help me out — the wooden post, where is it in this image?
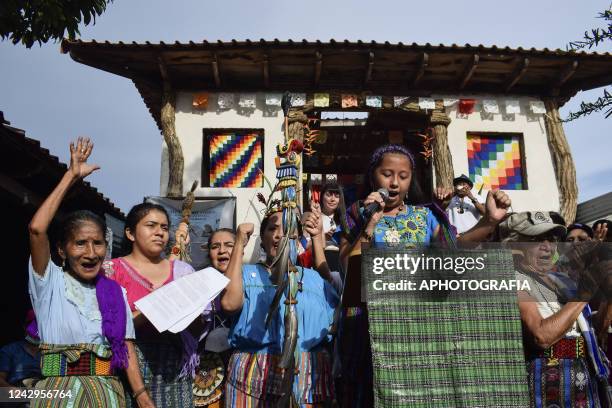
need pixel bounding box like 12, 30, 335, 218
160, 80, 184, 197
543, 99, 578, 223
430, 111, 454, 189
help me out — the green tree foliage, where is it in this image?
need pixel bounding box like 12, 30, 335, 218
565, 7, 612, 121
0, 0, 112, 48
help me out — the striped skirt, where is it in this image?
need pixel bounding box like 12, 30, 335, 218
32, 343, 125, 407
527, 357, 601, 408
128, 340, 193, 408
224, 350, 334, 407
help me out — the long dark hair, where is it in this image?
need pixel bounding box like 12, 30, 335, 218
122, 202, 170, 253
366, 144, 425, 205
319, 182, 350, 236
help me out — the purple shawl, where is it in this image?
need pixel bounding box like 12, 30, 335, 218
94, 273, 128, 371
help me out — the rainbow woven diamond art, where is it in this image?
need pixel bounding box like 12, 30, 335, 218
208, 133, 263, 188
467, 133, 525, 190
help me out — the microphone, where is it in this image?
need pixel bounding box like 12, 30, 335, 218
363, 188, 389, 219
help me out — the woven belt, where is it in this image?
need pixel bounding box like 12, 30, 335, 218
41, 350, 113, 377
535, 337, 586, 359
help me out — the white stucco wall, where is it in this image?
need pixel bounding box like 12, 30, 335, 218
162, 92, 286, 262
164, 92, 560, 259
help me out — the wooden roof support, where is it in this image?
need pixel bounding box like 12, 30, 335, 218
263, 54, 270, 88
364, 52, 374, 85
505, 58, 529, 92
158, 56, 169, 83
551, 60, 579, 95
459, 54, 479, 90
412, 52, 429, 87
314, 51, 322, 87
212, 53, 221, 87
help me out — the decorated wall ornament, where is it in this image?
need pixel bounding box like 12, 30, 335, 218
505, 99, 521, 114
341, 94, 359, 108
208, 133, 263, 188
290, 93, 307, 107
217, 93, 235, 109
458, 99, 477, 115
418, 97, 435, 110
529, 100, 546, 114
192, 92, 209, 110
482, 99, 500, 114
365, 95, 382, 108
265, 93, 283, 106
393, 96, 410, 107
314, 93, 330, 107
238, 93, 257, 108
467, 133, 524, 191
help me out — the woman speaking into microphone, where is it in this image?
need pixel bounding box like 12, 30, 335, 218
337, 144, 511, 407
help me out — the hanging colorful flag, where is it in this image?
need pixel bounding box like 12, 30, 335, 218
393, 96, 410, 107
443, 98, 459, 107
217, 93, 235, 109
529, 100, 546, 114
467, 133, 524, 190
342, 94, 359, 108
314, 93, 330, 107
192, 92, 209, 110
238, 93, 257, 108
366, 95, 382, 108
504, 99, 520, 114
208, 132, 263, 188
482, 99, 499, 114
265, 93, 283, 106
458, 99, 477, 115
418, 97, 435, 110
290, 93, 307, 107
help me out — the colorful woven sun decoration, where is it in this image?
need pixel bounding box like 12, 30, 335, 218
254, 92, 304, 407
175, 180, 199, 263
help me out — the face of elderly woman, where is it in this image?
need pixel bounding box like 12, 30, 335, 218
520, 233, 559, 273
59, 221, 107, 282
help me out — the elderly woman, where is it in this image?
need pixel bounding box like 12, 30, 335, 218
499, 211, 608, 408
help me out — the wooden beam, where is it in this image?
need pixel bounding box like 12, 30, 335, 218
551, 60, 579, 95
314, 51, 322, 87
504, 58, 529, 92
364, 52, 374, 85
157, 56, 169, 82
212, 53, 221, 87
412, 52, 429, 87
459, 54, 479, 90
262, 54, 270, 88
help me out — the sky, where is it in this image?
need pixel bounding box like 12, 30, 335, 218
1, 0, 611, 213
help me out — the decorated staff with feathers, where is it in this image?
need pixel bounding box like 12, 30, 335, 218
220, 94, 338, 407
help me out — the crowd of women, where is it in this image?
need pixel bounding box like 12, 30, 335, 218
21, 137, 611, 407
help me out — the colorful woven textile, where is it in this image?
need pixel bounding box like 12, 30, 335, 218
363, 250, 530, 408
208, 133, 263, 188
225, 350, 334, 406
527, 357, 601, 408
40, 343, 113, 377
127, 340, 193, 408
467, 133, 524, 190
32, 375, 126, 407
34, 343, 124, 407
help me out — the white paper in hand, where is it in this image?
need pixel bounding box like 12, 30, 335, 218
134, 267, 229, 333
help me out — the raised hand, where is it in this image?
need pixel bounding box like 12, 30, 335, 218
303, 202, 323, 237
69, 137, 100, 179
434, 186, 453, 202
594, 223, 608, 242
236, 223, 254, 246
484, 189, 511, 224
